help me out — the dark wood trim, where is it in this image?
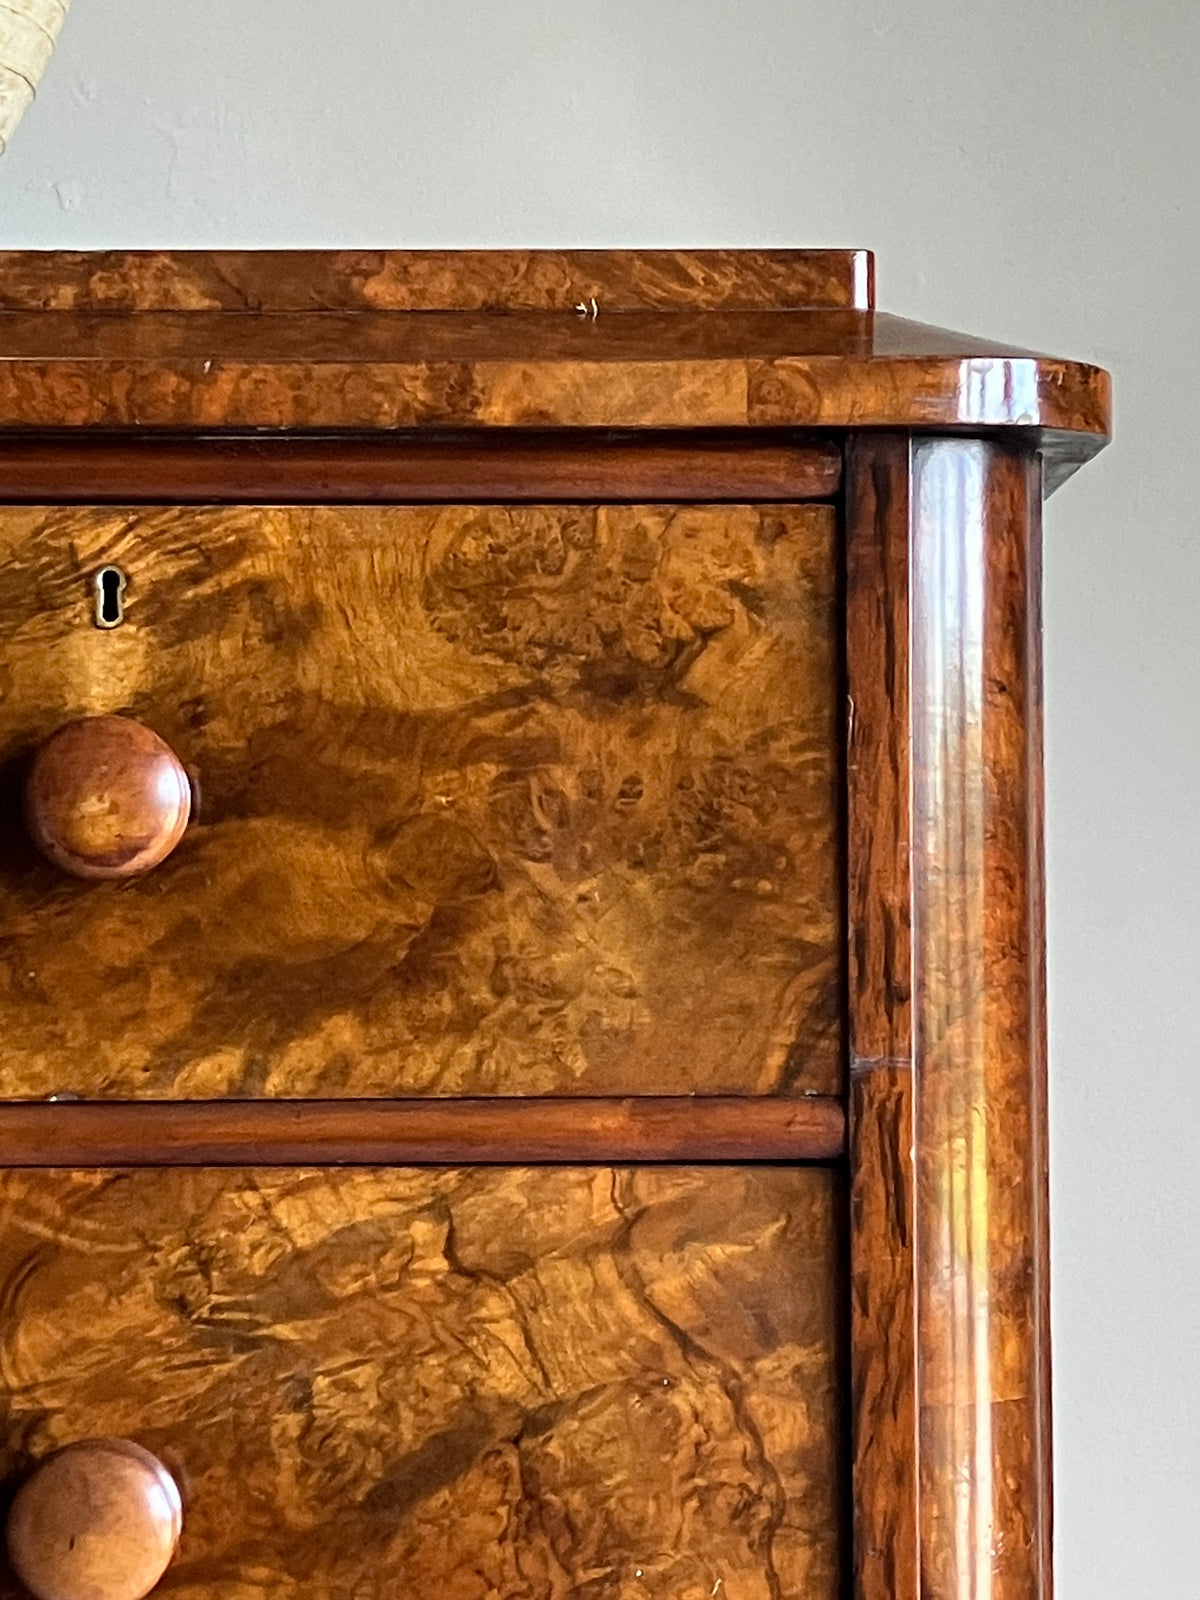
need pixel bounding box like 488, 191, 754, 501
846, 434, 912, 1065
849, 1059, 918, 1600
1028, 493, 1056, 1592
0, 1095, 846, 1167
845, 434, 920, 1600
0, 430, 841, 504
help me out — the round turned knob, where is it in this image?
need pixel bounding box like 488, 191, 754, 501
6, 1439, 183, 1600
24, 716, 192, 880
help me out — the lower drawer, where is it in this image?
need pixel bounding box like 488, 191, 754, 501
0, 1165, 841, 1600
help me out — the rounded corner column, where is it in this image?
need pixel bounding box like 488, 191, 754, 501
909, 436, 1050, 1600
846, 433, 1051, 1600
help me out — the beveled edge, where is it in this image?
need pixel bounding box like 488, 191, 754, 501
746, 353, 1112, 484
0, 355, 1110, 482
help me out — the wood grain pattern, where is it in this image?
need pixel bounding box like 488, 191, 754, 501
1028, 508, 1055, 1598
845, 435, 911, 1067
844, 434, 919, 1600
0, 249, 873, 312
23, 715, 192, 880
0, 307, 1093, 365
0, 249, 1111, 481
0, 249, 1109, 1600
845, 434, 1054, 1600
908, 439, 1050, 1600
0, 1164, 843, 1600
0, 1096, 847, 1168
849, 1063, 917, 1600
1, 307, 873, 364
0, 431, 843, 506
0, 333, 1110, 463
0, 501, 841, 1100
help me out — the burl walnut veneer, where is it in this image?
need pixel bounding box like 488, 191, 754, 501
0, 250, 1110, 1600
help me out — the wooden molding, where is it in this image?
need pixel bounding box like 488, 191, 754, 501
0, 430, 842, 503
0, 1094, 847, 1167
846, 433, 919, 1600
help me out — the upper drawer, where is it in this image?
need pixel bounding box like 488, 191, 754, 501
0, 502, 839, 1099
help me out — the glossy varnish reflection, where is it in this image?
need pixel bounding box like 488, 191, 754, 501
5, 1439, 183, 1600
0, 1095, 847, 1167
0, 430, 843, 505
845, 434, 918, 1600
910, 439, 1048, 1600
23, 715, 192, 880
846, 435, 1052, 1600
0, 250, 1111, 1600
0, 253, 1110, 481
0, 1164, 843, 1600
0, 500, 841, 1099
0, 324, 1109, 463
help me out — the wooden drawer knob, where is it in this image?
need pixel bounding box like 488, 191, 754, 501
24, 716, 192, 879
5, 1439, 183, 1600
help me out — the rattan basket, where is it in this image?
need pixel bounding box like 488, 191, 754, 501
0, 0, 72, 154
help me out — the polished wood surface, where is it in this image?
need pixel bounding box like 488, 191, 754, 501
0, 501, 841, 1099
0, 430, 842, 505
909, 438, 1049, 1600
6, 1440, 182, 1600
0, 249, 1112, 1600
23, 716, 191, 880
0, 1095, 846, 1167
0, 250, 1110, 482
0, 306, 1095, 365
0, 1165, 843, 1600
845, 433, 918, 1600
846, 435, 911, 1067
0, 248, 873, 312
1029, 499, 1055, 1586
0, 306, 1109, 473
844, 434, 1053, 1600
849, 1063, 917, 1600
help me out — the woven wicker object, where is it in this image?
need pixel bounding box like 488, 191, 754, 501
0, 0, 72, 154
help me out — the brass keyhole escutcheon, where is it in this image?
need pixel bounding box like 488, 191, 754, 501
94, 566, 127, 629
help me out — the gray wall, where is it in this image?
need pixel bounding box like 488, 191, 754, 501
4, 3, 1196, 1593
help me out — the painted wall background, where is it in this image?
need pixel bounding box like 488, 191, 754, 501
2, 2, 1196, 1592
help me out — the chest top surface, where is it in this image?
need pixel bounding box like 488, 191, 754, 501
0, 247, 1110, 490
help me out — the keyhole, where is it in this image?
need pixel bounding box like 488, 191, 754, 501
93, 566, 127, 629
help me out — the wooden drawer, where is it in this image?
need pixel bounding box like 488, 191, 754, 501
0, 1164, 841, 1600
0, 501, 839, 1101
0, 243, 1116, 1600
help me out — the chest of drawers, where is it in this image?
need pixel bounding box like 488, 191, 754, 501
0, 249, 1110, 1600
